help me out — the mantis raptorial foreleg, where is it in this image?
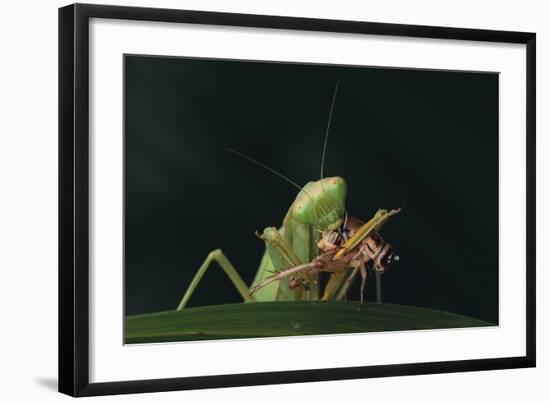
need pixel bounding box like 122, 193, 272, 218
322, 265, 368, 303
176, 249, 254, 311
256, 227, 311, 301
334, 208, 401, 260
321, 271, 345, 301
176, 83, 403, 310
322, 209, 401, 302
289, 222, 320, 300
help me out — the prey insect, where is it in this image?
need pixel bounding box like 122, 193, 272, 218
250, 211, 400, 304
177, 82, 401, 311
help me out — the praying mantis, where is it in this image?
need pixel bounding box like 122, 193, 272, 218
177, 82, 401, 311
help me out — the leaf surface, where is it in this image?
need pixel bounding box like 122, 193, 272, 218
125, 301, 493, 344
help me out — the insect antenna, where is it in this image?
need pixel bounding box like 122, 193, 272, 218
392, 191, 408, 250
226, 148, 313, 200
320, 81, 340, 179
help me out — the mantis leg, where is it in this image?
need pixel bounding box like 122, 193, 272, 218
322, 209, 400, 301
323, 265, 360, 301
331, 266, 382, 303
291, 222, 320, 300
255, 227, 308, 301
321, 271, 346, 300
335, 267, 360, 301
322, 265, 364, 303
176, 249, 254, 311
334, 208, 400, 260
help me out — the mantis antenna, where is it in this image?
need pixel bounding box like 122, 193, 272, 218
320, 81, 340, 179
226, 148, 313, 200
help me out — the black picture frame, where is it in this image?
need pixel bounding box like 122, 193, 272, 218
59, 3, 536, 397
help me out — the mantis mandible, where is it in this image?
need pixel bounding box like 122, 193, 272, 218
177, 82, 400, 310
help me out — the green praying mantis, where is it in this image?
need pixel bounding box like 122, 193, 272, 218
177, 82, 401, 311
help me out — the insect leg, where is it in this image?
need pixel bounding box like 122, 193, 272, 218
292, 222, 320, 300
375, 270, 382, 304
250, 250, 281, 301
334, 267, 360, 301
359, 264, 368, 304
257, 227, 302, 268
250, 260, 320, 295
254, 227, 308, 301
323, 266, 361, 301
176, 249, 254, 311
321, 271, 347, 301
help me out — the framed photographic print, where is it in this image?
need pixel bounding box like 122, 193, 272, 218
58, 3, 536, 397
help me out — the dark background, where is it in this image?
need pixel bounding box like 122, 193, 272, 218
124, 55, 499, 323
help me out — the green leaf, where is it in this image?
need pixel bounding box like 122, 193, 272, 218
125, 301, 494, 344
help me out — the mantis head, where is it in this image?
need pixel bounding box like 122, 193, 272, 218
292, 176, 347, 231
228, 81, 347, 232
